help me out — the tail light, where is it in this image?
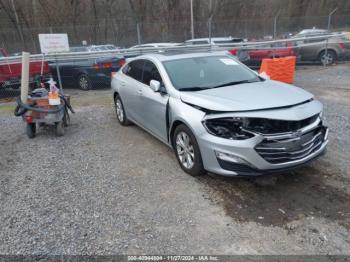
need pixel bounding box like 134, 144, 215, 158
117, 58, 126, 68
25, 115, 33, 124
229, 49, 238, 55
111, 72, 117, 79
102, 63, 112, 69
94, 62, 112, 69
339, 42, 346, 49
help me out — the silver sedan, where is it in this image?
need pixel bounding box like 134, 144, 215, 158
111, 52, 328, 176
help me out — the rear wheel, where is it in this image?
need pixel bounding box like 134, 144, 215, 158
78, 74, 92, 90
26, 123, 36, 138
55, 121, 64, 136
114, 95, 131, 126
173, 124, 205, 176
319, 50, 337, 65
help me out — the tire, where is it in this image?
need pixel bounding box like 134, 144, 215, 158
77, 74, 92, 90
114, 95, 131, 126
55, 121, 64, 136
63, 109, 70, 127
319, 50, 337, 65
173, 124, 205, 176
26, 123, 36, 139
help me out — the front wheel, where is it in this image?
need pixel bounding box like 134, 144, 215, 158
173, 124, 205, 176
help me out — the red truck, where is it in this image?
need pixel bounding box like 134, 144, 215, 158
0, 48, 50, 89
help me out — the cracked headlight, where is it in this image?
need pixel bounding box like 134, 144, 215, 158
202, 117, 254, 140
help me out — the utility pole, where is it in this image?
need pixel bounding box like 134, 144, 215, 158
328, 8, 338, 32
208, 0, 216, 45
324, 7, 337, 66
190, 0, 194, 39
273, 10, 281, 40
10, 0, 25, 50
137, 23, 141, 45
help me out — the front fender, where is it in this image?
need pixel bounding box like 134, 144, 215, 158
168, 97, 207, 141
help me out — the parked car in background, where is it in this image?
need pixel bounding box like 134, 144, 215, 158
129, 43, 181, 49
70, 44, 119, 52
89, 44, 120, 51
293, 29, 329, 38
112, 52, 328, 176
50, 46, 125, 90
292, 29, 350, 64
245, 41, 296, 66
184, 37, 245, 45
0, 48, 50, 90
183, 37, 249, 63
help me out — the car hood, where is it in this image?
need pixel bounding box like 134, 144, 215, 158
180, 80, 314, 112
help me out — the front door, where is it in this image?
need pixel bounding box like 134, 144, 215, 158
138, 60, 169, 142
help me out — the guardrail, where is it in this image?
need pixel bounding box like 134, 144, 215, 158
0, 33, 349, 65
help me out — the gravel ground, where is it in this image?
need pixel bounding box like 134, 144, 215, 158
0, 64, 350, 255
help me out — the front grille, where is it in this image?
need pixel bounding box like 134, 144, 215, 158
245, 114, 319, 134
255, 126, 326, 164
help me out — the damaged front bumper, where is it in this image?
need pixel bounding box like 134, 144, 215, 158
196, 103, 328, 176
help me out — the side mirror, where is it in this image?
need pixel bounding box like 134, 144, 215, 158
150, 80, 161, 92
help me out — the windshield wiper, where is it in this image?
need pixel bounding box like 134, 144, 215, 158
212, 79, 260, 89
178, 87, 211, 91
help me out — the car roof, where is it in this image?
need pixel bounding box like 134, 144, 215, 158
297, 29, 328, 35
184, 37, 242, 42
130, 43, 179, 48
130, 51, 231, 62
186, 37, 232, 41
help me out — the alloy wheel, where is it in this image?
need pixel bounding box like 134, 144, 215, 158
79, 75, 90, 90
176, 131, 195, 169
115, 98, 124, 122
321, 52, 334, 65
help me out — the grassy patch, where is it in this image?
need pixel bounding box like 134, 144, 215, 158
71, 91, 112, 107
0, 103, 15, 115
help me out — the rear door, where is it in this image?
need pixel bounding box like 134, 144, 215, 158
119, 59, 145, 122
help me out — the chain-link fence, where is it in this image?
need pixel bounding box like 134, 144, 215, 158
1, 15, 350, 53
1, 15, 350, 99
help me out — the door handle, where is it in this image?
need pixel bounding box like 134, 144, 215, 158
137, 90, 143, 95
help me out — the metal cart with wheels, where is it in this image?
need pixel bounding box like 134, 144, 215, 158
15, 93, 73, 138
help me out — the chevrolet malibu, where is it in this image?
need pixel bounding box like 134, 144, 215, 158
111, 52, 328, 176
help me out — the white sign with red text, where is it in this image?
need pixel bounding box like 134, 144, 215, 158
39, 34, 69, 54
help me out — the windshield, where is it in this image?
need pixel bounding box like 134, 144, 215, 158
163, 56, 260, 91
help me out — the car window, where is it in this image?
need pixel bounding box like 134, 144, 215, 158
214, 39, 243, 44
305, 37, 326, 43
124, 60, 145, 82
272, 42, 287, 48
70, 47, 88, 52
163, 56, 259, 90
142, 61, 163, 86
191, 41, 209, 45
106, 45, 117, 50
